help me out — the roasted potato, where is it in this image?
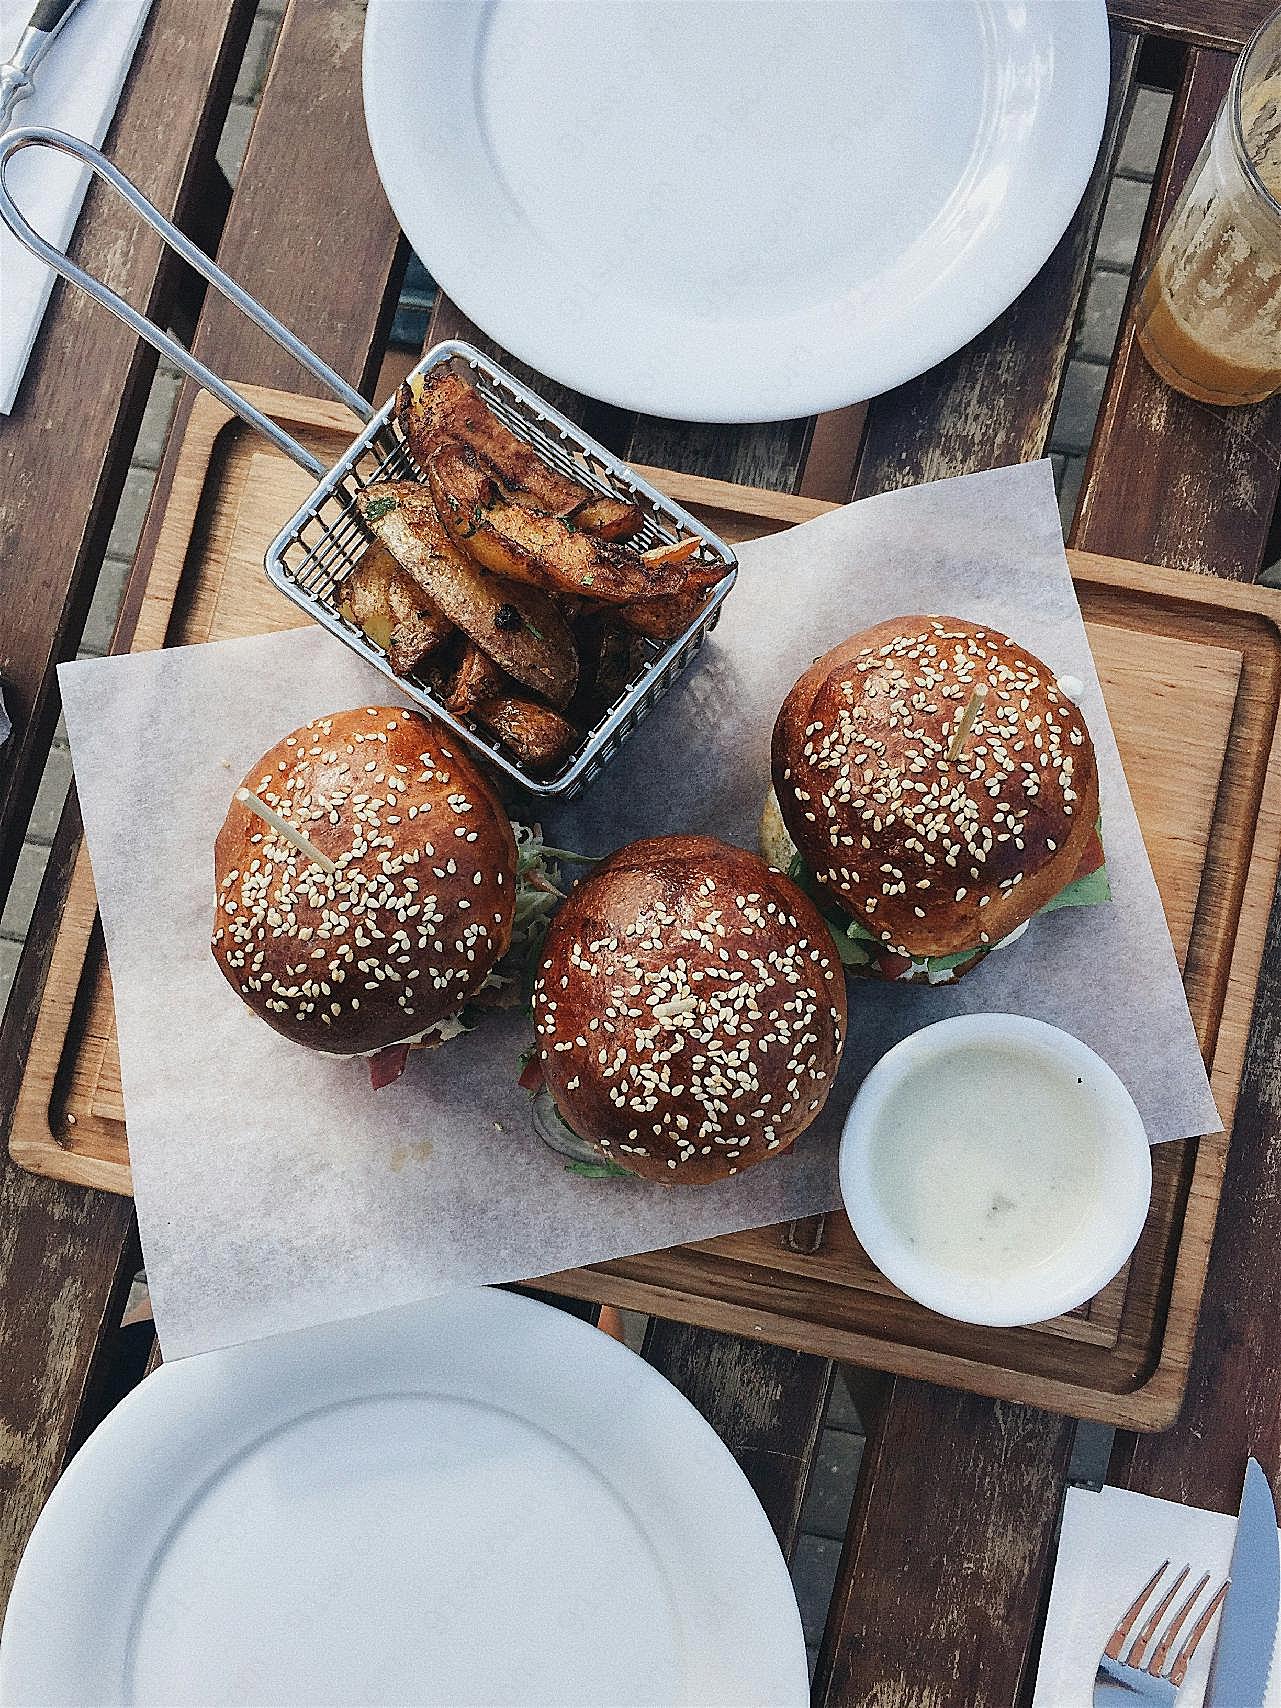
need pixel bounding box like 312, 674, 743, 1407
399, 370, 638, 539
591, 617, 649, 706
565, 614, 649, 729
473, 695, 577, 773
568, 493, 640, 541
339, 543, 453, 675
429, 444, 719, 606
618, 586, 715, 641
446, 642, 506, 718
356, 482, 578, 709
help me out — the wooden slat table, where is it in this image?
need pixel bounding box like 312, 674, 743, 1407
1, 3, 1279, 1703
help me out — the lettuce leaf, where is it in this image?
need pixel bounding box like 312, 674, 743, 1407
506, 823, 597, 1006
788, 853, 877, 964
1038, 860, 1112, 914
787, 824, 1110, 981
564, 1159, 633, 1179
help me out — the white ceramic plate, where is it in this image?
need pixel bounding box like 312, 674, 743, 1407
0, 1289, 806, 1707
362, 0, 1110, 422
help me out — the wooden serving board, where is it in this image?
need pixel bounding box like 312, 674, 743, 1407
13, 388, 1281, 1429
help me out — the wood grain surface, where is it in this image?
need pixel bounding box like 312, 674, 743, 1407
1072, 41, 1281, 1529
640, 1318, 831, 1558
816, 1387, 1076, 1708
0, 0, 256, 1621
0, 0, 255, 905
1107, 0, 1275, 51
0, 0, 405, 1619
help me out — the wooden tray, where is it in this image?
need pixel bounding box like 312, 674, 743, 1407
13, 388, 1281, 1429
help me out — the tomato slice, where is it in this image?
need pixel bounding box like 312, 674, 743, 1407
1071, 824, 1106, 883
368, 1042, 411, 1090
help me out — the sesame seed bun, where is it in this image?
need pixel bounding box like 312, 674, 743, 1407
532, 835, 847, 1184
772, 617, 1099, 968
211, 707, 516, 1054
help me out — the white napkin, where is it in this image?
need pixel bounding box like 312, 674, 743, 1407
0, 0, 153, 415
1034, 1485, 1281, 1707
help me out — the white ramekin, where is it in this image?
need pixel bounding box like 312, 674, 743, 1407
839, 1014, 1152, 1328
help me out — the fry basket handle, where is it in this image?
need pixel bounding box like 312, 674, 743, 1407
0, 126, 375, 478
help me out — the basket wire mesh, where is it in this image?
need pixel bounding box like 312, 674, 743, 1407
266, 340, 739, 798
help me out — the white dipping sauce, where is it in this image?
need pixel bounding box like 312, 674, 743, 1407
866, 1043, 1103, 1280
841, 1016, 1152, 1326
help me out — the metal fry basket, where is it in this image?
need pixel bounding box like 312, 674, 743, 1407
265, 343, 737, 796
0, 127, 738, 799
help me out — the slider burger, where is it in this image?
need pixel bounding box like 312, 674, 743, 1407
763, 617, 1109, 983
211, 706, 563, 1087
530, 835, 847, 1182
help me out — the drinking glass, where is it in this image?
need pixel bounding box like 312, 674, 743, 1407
1137, 6, 1281, 406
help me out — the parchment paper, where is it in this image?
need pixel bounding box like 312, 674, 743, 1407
59, 460, 1219, 1359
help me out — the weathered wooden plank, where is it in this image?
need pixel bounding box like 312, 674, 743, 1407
0, 0, 408, 1616
624, 410, 812, 496
797, 404, 869, 503
640, 1319, 830, 1557
0, 806, 140, 1621
0, 0, 254, 1620
814, 1388, 1076, 1708
1107, 0, 1270, 53
1072, 50, 1281, 576
119, 0, 408, 651
848, 29, 1138, 501
0, 0, 255, 911
1109, 875, 1281, 1512
1097, 32, 1281, 1495
187, 0, 404, 397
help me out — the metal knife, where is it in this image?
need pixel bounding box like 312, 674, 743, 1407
1206, 1458, 1280, 1708
1, 0, 86, 131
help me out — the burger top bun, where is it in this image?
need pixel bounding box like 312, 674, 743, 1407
532, 835, 847, 1185
772, 617, 1100, 960
211, 707, 516, 1055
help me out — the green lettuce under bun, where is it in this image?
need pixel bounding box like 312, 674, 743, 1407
786, 825, 1109, 986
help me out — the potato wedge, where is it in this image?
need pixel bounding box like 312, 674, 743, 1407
618, 586, 715, 641
566, 614, 648, 728
399, 370, 638, 539
429, 443, 715, 606
446, 642, 506, 718
641, 536, 701, 569
356, 482, 577, 709
339, 543, 453, 675
473, 695, 577, 773
568, 493, 640, 541
591, 617, 648, 706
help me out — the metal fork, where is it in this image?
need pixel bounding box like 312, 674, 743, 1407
1093, 1561, 1231, 1704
